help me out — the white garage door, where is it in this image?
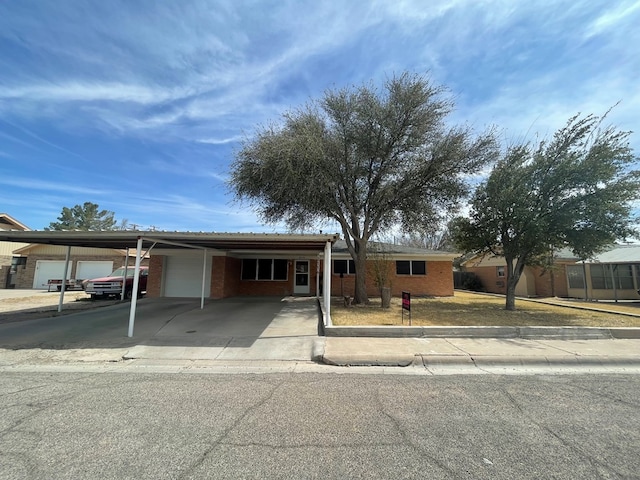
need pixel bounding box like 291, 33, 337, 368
33, 260, 72, 289
76, 261, 114, 282
164, 255, 211, 297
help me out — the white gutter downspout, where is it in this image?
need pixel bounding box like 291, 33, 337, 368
200, 248, 207, 310
57, 245, 71, 313
127, 237, 143, 337
316, 257, 320, 297
323, 240, 332, 326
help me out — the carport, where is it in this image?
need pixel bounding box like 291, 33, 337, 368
0, 231, 339, 336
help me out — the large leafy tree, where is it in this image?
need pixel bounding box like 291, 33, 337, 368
452, 113, 640, 310
230, 73, 497, 303
46, 202, 118, 231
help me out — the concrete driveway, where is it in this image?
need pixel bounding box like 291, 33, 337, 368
0, 296, 321, 363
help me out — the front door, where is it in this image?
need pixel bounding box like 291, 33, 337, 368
294, 260, 310, 295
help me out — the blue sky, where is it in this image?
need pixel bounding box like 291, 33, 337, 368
1, 0, 639, 232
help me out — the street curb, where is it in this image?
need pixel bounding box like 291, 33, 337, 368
319, 353, 640, 368
320, 353, 417, 367
311, 338, 326, 363
424, 355, 640, 367
324, 325, 640, 340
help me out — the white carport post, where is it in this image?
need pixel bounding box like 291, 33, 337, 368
127, 237, 143, 337
57, 245, 71, 313
121, 247, 129, 301
323, 240, 332, 326
200, 248, 207, 309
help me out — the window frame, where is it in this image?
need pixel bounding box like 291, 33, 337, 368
241, 258, 289, 281
333, 259, 356, 275
496, 266, 505, 278
395, 260, 427, 276
566, 265, 585, 289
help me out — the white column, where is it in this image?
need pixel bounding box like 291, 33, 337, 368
121, 247, 129, 301
201, 248, 207, 309
323, 240, 332, 326
127, 237, 143, 337
57, 245, 71, 313
316, 258, 320, 297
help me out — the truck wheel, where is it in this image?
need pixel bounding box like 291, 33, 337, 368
124, 289, 133, 300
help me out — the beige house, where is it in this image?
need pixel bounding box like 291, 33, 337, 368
0, 213, 30, 288
1, 213, 147, 290
462, 245, 640, 301
461, 250, 578, 298
11, 243, 146, 289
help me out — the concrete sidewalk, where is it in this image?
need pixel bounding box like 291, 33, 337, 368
316, 336, 640, 368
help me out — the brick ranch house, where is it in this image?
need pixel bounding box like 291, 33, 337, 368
460, 250, 578, 298
0, 231, 457, 299
461, 245, 640, 301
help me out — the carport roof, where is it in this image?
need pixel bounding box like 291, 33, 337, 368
0, 230, 340, 252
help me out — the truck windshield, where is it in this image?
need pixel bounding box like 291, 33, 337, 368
109, 268, 137, 278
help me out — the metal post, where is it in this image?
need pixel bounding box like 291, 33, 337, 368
201, 249, 207, 310
121, 247, 129, 301
127, 237, 143, 337
316, 258, 320, 297
323, 241, 331, 326
57, 245, 71, 313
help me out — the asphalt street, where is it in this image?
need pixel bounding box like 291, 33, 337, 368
1, 372, 639, 479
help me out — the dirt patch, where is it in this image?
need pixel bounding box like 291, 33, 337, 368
0, 292, 119, 324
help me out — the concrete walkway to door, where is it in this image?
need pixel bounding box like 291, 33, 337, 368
124, 296, 320, 362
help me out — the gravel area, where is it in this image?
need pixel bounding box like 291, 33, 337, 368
0, 290, 119, 323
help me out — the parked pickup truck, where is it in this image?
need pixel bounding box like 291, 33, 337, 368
84, 266, 149, 300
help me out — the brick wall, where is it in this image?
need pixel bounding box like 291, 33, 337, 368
331, 260, 454, 298
531, 264, 569, 297
146, 256, 164, 297
464, 266, 507, 294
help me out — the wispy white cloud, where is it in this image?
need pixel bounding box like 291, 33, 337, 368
0, 177, 109, 196
0, 82, 186, 105
196, 135, 243, 145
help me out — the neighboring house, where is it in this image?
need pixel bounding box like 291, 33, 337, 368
567, 245, 640, 301
461, 249, 579, 298
12, 244, 149, 289
0, 213, 30, 289
329, 240, 458, 298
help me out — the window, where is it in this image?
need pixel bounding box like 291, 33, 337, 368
590, 264, 609, 289
333, 259, 355, 275
241, 259, 288, 281
396, 260, 426, 275
567, 265, 585, 289
591, 264, 635, 290
496, 266, 505, 278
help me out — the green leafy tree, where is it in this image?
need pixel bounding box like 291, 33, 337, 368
452, 113, 640, 310
46, 202, 118, 231
230, 73, 497, 303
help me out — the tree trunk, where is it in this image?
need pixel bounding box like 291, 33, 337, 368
353, 240, 369, 304
505, 279, 517, 311
504, 256, 522, 311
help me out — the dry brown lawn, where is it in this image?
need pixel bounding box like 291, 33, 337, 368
331, 291, 640, 328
